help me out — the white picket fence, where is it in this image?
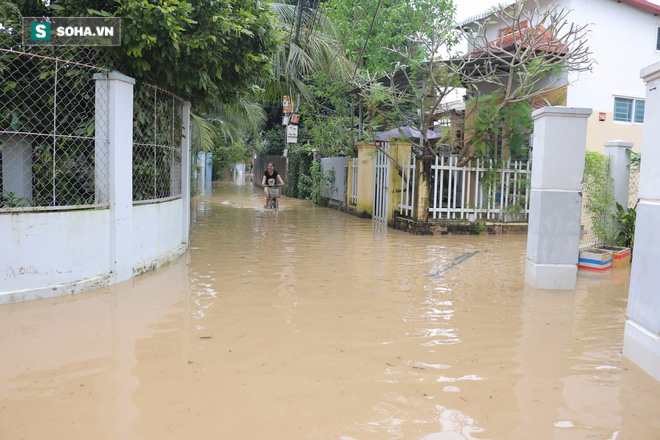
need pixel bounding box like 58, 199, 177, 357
429, 156, 531, 221
397, 153, 416, 217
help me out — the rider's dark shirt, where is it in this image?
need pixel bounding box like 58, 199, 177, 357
263, 170, 279, 186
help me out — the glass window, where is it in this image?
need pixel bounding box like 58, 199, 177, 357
634, 99, 645, 123
613, 97, 644, 123
657, 27, 660, 50
614, 97, 633, 122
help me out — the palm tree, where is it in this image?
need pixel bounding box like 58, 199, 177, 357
191, 98, 267, 154
263, 1, 353, 104
191, 1, 353, 160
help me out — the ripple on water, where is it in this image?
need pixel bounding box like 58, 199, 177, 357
1, 181, 657, 440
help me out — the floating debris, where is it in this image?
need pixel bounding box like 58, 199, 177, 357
429, 251, 480, 277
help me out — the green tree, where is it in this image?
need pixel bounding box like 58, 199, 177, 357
453, 1, 591, 161
353, 0, 592, 162
301, 113, 355, 157
349, 0, 459, 154
583, 151, 616, 246
2, 0, 280, 182
3, 0, 278, 109
262, 1, 352, 104
323, 0, 455, 76
191, 98, 267, 175
258, 125, 286, 157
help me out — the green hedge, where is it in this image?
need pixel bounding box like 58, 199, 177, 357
286, 147, 312, 199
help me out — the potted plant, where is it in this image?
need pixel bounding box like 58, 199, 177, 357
601, 202, 635, 266
579, 150, 634, 269
578, 247, 614, 271
579, 152, 618, 270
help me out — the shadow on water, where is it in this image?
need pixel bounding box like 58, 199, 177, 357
1, 177, 659, 440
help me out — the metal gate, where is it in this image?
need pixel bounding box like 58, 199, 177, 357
373, 142, 390, 221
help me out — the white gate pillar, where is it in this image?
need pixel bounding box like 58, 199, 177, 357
181, 101, 191, 246
623, 61, 660, 382
196, 152, 206, 193
94, 71, 135, 283
605, 140, 632, 209
525, 107, 592, 290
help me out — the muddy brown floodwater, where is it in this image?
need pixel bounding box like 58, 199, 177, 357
2, 179, 660, 440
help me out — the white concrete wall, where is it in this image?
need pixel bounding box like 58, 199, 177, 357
0, 210, 112, 302
564, 0, 660, 151
132, 199, 186, 274
0, 198, 189, 304
565, 0, 659, 110
0, 73, 191, 304
623, 61, 660, 382
470, 0, 660, 112
465, 0, 660, 152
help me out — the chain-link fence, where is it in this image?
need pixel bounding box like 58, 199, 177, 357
132, 83, 184, 203
579, 191, 598, 249
629, 161, 640, 209
0, 48, 110, 209
579, 156, 613, 249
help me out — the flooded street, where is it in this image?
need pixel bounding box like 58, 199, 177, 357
1, 179, 660, 440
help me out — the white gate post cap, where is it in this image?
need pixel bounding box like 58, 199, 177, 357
92, 71, 135, 84
604, 140, 634, 148
532, 106, 592, 120
641, 61, 660, 82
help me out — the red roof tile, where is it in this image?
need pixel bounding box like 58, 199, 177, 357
617, 0, 660, 15
468, 23, 568, 59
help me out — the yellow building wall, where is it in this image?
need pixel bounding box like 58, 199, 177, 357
355, 143, 375, 216
585, 114, 643, 153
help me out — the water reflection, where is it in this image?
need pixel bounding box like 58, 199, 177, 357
1, 179, 659, 439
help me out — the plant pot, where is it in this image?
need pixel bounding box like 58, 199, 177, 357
599, 246, 631, 267
578, 248, 613, 271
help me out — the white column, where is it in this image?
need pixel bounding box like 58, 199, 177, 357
604, 140, 632, 209
525, 106, 592, 290
196, 152, 206, 193
204, 152, 213, 192
623, 61, 660, 382
94, 78, 110, 204
181, 101, 191, 246
205, 152, 213, 182
95, 71, 135, 283
0, 134, 32, 202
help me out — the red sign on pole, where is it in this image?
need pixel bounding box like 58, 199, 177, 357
283, 95, 293, 114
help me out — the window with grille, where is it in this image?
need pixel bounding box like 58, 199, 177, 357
614, 97, 644, 123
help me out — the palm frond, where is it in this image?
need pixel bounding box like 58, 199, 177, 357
262, 1, 355, 103
269, 2, 303, 26
190, 113, 217, 153
200, 97, 268, 149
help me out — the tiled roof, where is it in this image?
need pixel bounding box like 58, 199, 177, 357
618, 0, 660, 16
467, 23, 568, 59
461, 0, 660, 27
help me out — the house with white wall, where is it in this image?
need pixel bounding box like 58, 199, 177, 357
461, 0, 660, 153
